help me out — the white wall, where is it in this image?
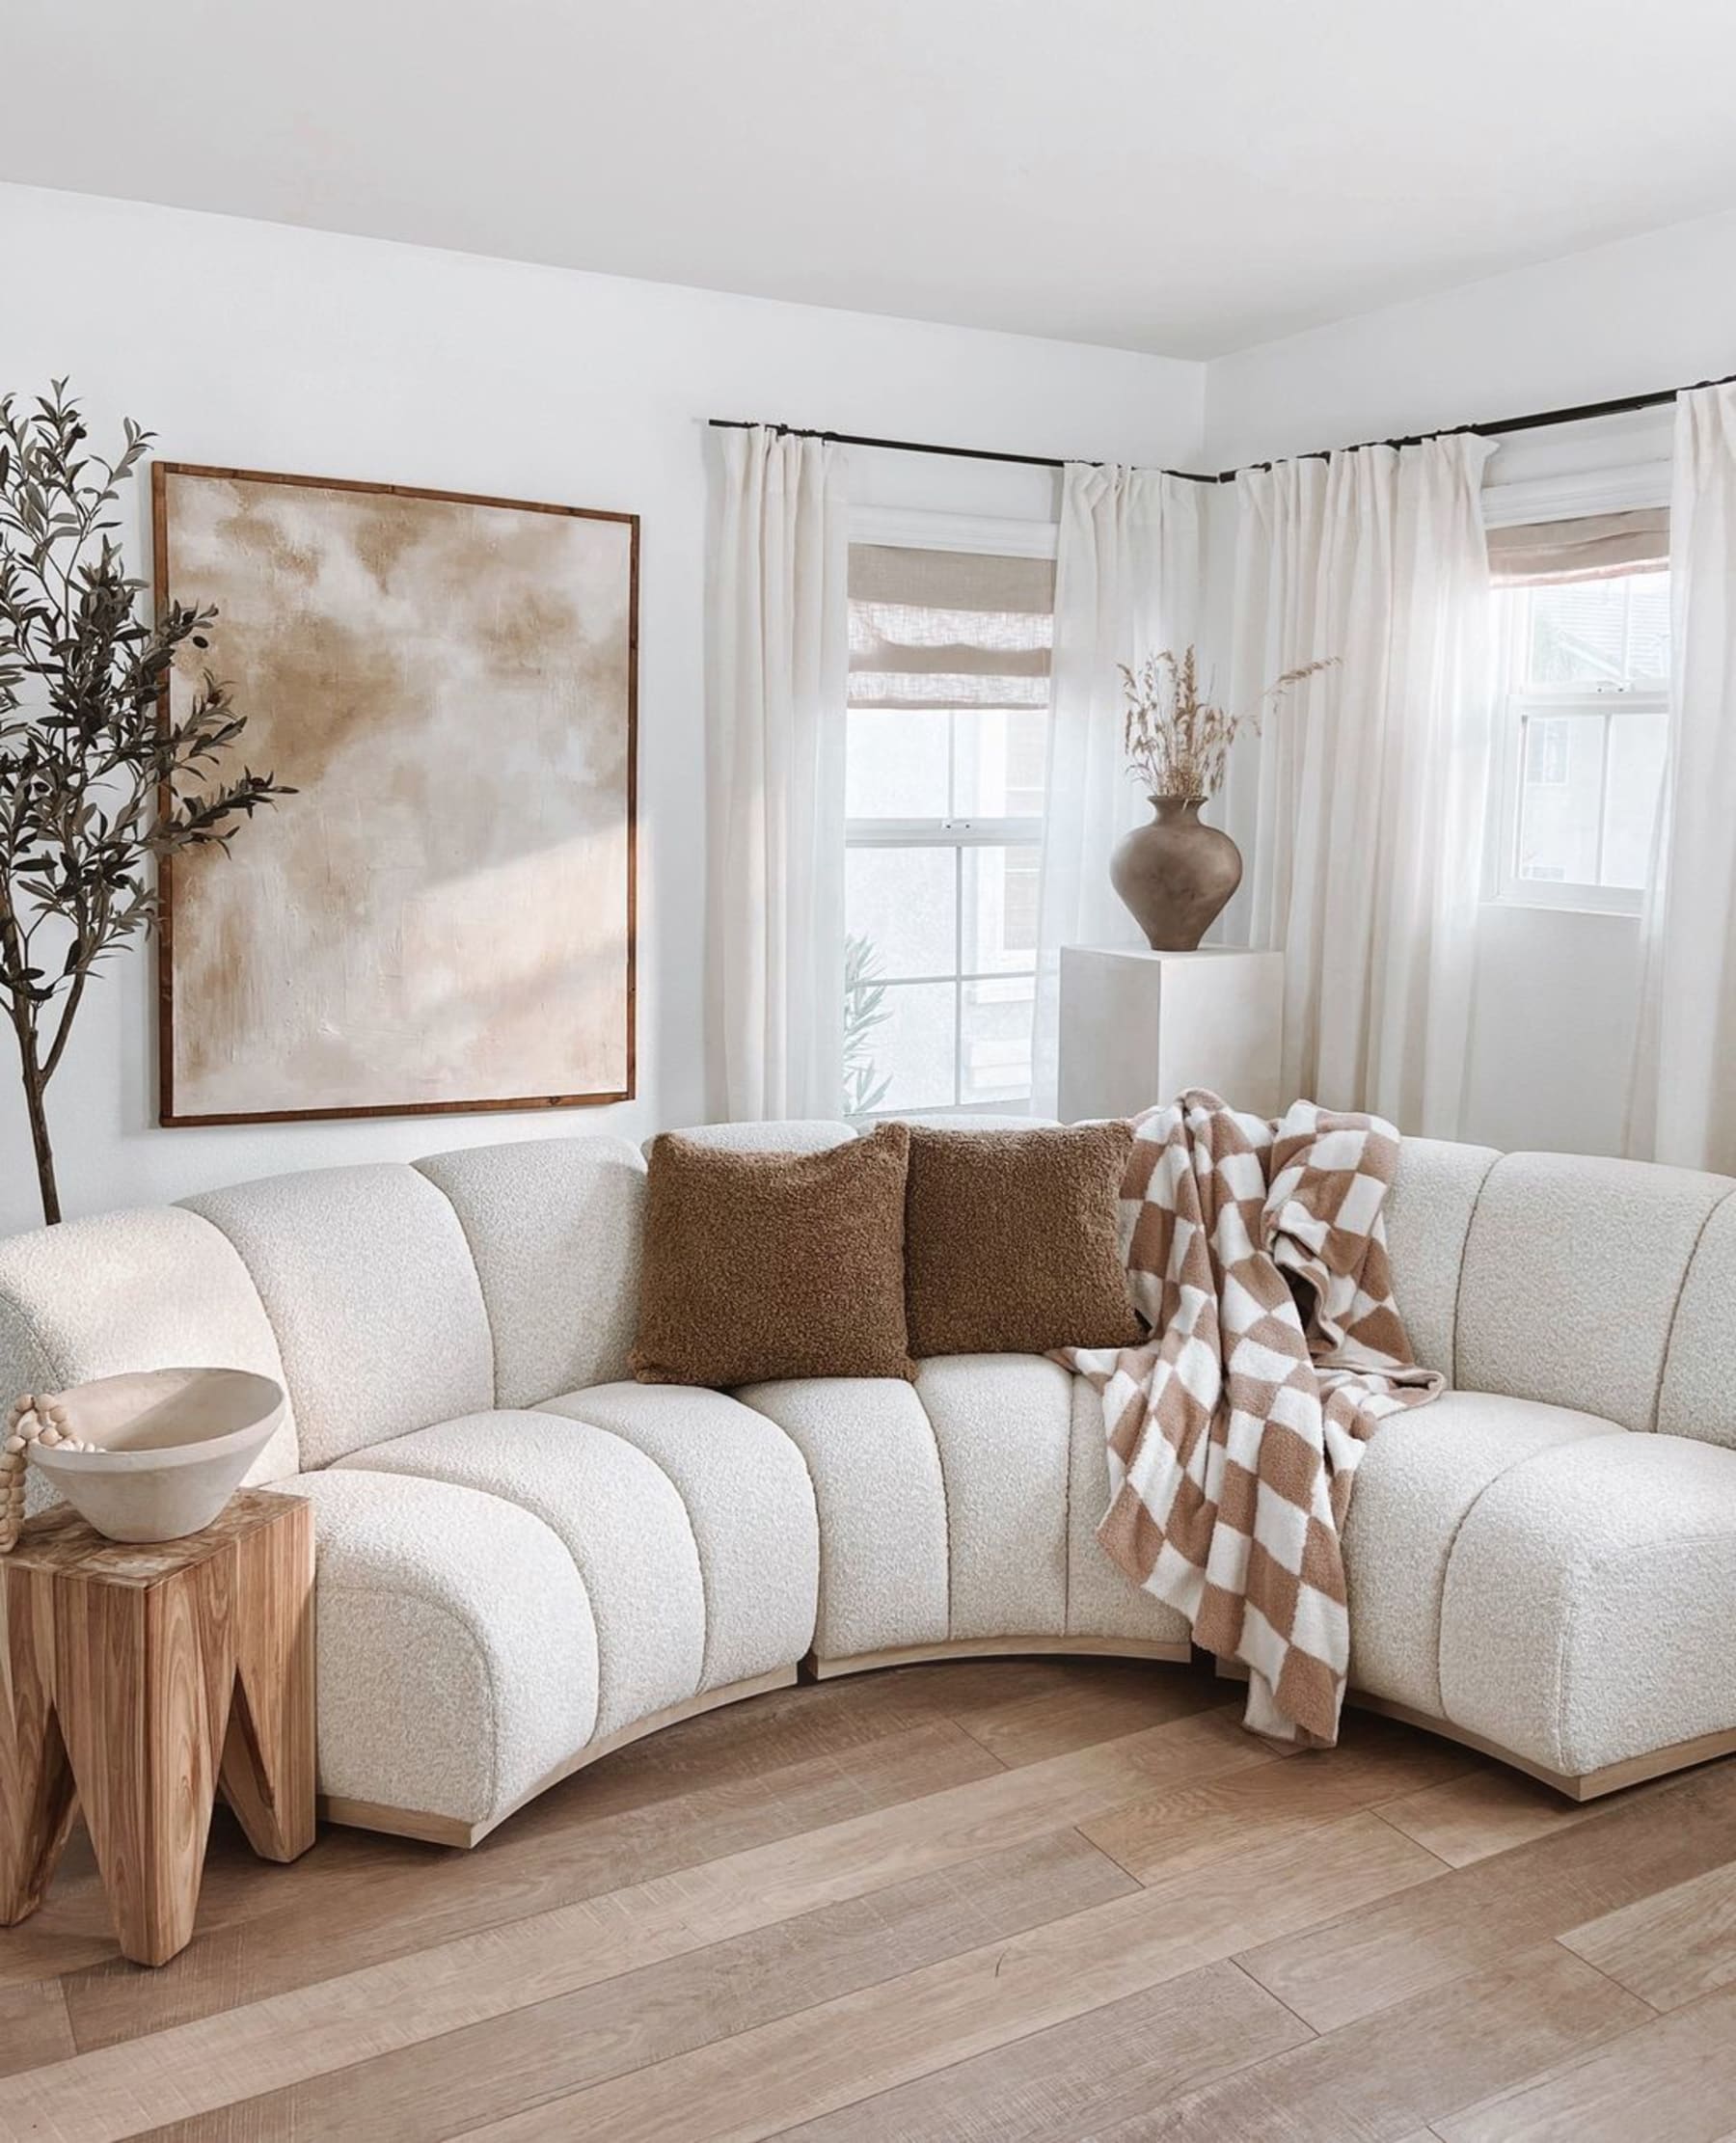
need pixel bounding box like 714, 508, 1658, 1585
0, 181, 1206, 1234
8, 184, 1728, 1225
1204, 209, 1736, 1156
1206, 207, 1736, 469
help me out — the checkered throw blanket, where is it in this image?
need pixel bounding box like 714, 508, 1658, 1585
1070, 1090, 1441, 1747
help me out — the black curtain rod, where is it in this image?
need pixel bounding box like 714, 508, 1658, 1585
707, 416, 1213, 482
710, 366, 1735, 486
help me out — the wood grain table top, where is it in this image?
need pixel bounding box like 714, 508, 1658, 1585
4, 1487, 304, 1587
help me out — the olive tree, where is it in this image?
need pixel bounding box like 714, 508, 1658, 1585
0, 381, 289, 1223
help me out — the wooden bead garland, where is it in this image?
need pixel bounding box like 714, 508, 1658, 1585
1, 1395, 94, 1554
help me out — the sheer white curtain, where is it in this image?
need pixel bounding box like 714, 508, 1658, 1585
1032, 464, 1202, 1115
1628, 383, 1736, 1173
705, 426, 850, 1120
1240, 434, 1494, 1136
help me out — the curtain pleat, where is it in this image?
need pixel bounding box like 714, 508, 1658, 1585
1239, 434, 1495, 1136
1031, 465, 1203, 1118
705, 427, 850, 1120
1626, 383, 1736, 1173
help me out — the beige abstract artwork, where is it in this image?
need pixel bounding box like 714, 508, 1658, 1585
153, 466, 637, 1123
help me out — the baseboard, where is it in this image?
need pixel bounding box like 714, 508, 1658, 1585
318, 1664, 800, 1848
805, 1635, 1193, 1681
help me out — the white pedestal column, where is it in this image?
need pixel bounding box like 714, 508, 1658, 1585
1057, 947, 1285, 1123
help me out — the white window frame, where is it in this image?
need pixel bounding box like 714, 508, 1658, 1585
845, 507, 1054, 1115
1488, 581, 1668, 918
847, 807, 1044, 1115
1481, 459, 1670, 920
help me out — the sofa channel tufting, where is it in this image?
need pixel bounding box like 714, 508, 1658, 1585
4, 1117, 1736, 1847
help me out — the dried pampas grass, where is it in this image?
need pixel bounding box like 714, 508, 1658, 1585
1119, 646, 1336, 800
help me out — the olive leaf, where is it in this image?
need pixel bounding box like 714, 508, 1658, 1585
0, 379, 293, 1223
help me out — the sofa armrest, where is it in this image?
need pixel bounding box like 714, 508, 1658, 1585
283, 1469, 597, 1830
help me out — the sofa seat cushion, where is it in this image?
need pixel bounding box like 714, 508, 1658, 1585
736, 1361, 1190, 1662
1343, 1389, 1625, 1716
731, 1376, 948, 1661
1438, 1431, 1736, 1777
914, 1354, 1073, 1641
285, 1469, 596, 1827
534, 1382, 819, 1689
334, 1411, 705, 1739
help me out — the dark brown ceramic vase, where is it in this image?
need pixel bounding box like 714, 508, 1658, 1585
1109, 795, 1243, 952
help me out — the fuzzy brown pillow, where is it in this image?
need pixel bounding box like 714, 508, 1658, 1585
631, 1125, 916, 1386
904, 1122, 1144, 1358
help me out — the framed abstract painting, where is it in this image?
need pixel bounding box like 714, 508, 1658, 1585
152, 464, 637, 1125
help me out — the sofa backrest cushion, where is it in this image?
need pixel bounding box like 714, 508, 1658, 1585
415, 1135, 647, 1407
183, 1163, 493, 1467
1384, 1137, 1501, 1380
1453, 1151, 1733, 1432
0, 1206, 300, 1483
1657, 1186, 1736, 1449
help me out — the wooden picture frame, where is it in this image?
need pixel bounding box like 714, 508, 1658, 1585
152, 463, 637, 1126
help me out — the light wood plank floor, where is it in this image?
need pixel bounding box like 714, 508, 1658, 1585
4, 1656, 1734, 2142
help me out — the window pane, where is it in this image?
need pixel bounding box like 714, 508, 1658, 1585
1623, 572, 1671, 683
845, 709, 949, 818
1517, 712, 1604, 882
1601, 712, 1667, 888
865, 981, 956, 1112
846, 846, 955, 979
1527, 581, 1631, 687
962, 976, 1035, 1107
962, 843, 1041, 974
1525, 571, 1672, 690
952, 708, 1046, 817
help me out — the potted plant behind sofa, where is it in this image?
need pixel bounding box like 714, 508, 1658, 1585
0, 381, 290, 1225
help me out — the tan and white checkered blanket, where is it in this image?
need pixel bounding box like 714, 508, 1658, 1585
1070, 1090, 1441, 1747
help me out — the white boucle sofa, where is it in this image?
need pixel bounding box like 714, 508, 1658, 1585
2, 1119, 1734, 1846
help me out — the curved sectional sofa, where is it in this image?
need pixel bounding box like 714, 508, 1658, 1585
3, 1117, 1734, 1845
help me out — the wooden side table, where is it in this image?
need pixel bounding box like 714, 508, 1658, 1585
0, 1487, 314, 1966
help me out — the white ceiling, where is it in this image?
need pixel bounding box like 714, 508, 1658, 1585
7, 0, 1736, 358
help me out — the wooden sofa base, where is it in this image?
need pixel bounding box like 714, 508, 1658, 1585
1214, 1656, 1736, 1802
805, 1635, 1192, 1681
1349, 1695, 1736, 1803
318, 1665, 800, 1848
321, 1645, 1193, 1847
319, 1641, 1733, 1849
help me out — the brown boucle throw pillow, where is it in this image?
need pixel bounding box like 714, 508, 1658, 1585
631, 1124, 916, 1386
904, 1122, 1144, 1358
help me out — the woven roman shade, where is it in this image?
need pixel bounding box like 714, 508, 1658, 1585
847, 544, 1055, 709
1487, 506, 1669, 586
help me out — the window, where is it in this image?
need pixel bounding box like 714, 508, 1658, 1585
1489, 509, 1669, 914
843, 541, 1054, 1115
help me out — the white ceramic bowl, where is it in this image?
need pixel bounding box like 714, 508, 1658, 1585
27, 1368, 285, 1543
